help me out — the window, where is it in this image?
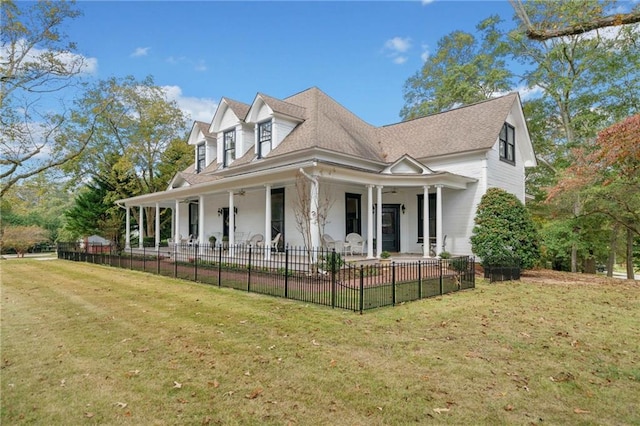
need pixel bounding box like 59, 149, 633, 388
345, 193, 361, 235
417, 194, 437, 243
499, 123, 515, 164
223, 130, 236, 167
196, 143, 206, 173
189, 202, 198, 237
257, 120, 272, 159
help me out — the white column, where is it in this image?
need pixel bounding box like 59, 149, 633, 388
198, 195, 205, 252
138, 207, 144, 249
436, 184, 443, 256
228, 191, 235, 246
423, 185, 430, 258
174, 200, 181, 242
155, 203, 160, 251
309, 177, 320, 251
376, 186, 382, 258
264, 185, 272, 260
366, 185, 374, 259
125, 206, 131, 249
170, 207, 175, 242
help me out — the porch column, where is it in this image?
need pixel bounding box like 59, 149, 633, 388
125, 206, 131, 250
423, 185, 430, 258
436, 184, 443, 256
366, 185, 374, 259
309, 176, 320, 251
264, 185, 272, 260
174, 200, 181, 242
155, 202, 160, 251
198, 195, 205, 252
138, 207, 144, 249
170, 207, 175, 244
228, 191, 235, 246
376, 185, 382, 258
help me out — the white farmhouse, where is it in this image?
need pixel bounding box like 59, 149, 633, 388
117, 87, 535, 258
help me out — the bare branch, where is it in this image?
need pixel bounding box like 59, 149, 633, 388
526, 10, 640, 41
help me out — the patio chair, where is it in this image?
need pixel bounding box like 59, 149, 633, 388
248, 233, 264, 247
321, 234, 336, 250
270, 233, 281, 251
345, 232, 365, 255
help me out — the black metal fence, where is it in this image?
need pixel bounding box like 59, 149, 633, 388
57, 242, 475, 313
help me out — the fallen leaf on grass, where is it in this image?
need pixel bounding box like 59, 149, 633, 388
312, 339, 320, 346
574, 408, 590, 414
173, 381, 182, 388
208, 380, 219, 388
125, 369, 140, 378
84, 412, 94, 418
550, 372, 574, 382
504, 404, 514, 411
115, 402, 127, 409
246, 387, 263, 399
433, 408, 450, 414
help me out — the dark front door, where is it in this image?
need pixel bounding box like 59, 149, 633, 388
381, 204, 400, 252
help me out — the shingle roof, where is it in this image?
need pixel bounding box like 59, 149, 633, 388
195, 120, 216, 139
223, 98, 251, 122
377, 93, 519, 160
258, 93, 306, 120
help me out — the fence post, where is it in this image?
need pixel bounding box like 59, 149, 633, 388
392, 262, 396, 306
194, 244, 198, 282
284, 247, 289, 299
173, 244, 177, 278
359, 265, 364, 314
129, 246, 133, 270
439, 258, 444, 295
331, 248, 336, 309
217, 245, 222, 287
157, 247, 160, 275
247, 245, 252, 292
418, 260, 422, 299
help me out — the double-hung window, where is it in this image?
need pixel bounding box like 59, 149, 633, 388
499, 123, 516, 164
196, 143, 206, 173
257, 120, 272, 159
223, 130, 236, 167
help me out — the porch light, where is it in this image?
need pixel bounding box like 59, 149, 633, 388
401, 204, 406, 214
217, 208, 224, 216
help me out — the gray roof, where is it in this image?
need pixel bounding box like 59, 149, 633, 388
258, 93, 306, 120
223, 97, 251, 122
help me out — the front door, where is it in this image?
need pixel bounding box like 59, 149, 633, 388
381, 204, 400, 252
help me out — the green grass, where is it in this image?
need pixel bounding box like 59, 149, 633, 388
2, 260, 639, 425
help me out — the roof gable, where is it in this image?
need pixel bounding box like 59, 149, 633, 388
382, 155, 435, 175
210, 97, 251, 133
187, 120, 216, 146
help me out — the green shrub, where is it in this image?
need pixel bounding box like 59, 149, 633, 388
320, 252, 345, 271
471, 188, 540, 270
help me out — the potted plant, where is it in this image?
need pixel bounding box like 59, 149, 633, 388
208, 235, 217, 247
379, 251, 391, 265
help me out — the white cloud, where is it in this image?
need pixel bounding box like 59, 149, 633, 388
166, 55, 208, 72
384, 36, 412, 53
494, 85, 544, 101
1, 39, 98, 76
161, 85, 218, 123
422, 0, 435, 4
131, 47, 150, 57
383, 36, 412, 65
420, 44, 430, 62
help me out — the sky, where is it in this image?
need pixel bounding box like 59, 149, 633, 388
55, 0, 528, 128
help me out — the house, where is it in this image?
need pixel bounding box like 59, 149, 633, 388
116, 87, 535, 259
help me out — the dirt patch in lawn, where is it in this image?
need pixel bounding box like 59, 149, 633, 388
521, 268, 639, 286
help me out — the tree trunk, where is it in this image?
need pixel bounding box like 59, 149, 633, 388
606, 224, 618, 277
626, 228, 635, 280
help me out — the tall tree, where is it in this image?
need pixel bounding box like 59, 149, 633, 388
509, 0, 639, 272
0, 0, 110, 196
62, 75, 188, 239
401, 16, 513, 119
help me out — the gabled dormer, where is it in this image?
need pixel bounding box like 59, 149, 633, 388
245, 93, 305, 159
187, 121, 216, 173
210, 98, 252, 168
381, 155, 435, 175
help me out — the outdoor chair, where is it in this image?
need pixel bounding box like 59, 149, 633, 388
248, 233, 264, 247
321, 234, 336, 250
270, 233, 281, 252
345, 232, 365, 255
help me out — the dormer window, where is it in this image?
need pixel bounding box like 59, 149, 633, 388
196, 143, 206, 173
223, 129, 236, 167
257, 120, 272, 159
499, 123, 515, 165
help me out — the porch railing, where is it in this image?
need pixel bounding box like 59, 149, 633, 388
56, 242, 475, 313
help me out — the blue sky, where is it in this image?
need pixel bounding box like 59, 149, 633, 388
64, 1, 523, 127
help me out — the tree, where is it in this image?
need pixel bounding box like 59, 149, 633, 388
471, 188, 541, 270
401, 16, 513, 119
509, 0, 640, 41
548, 114, 640, 279
1, 225, 49, 257
508, 0, 640, 272
62, 75, 188, 240
0, 1, 111, 197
